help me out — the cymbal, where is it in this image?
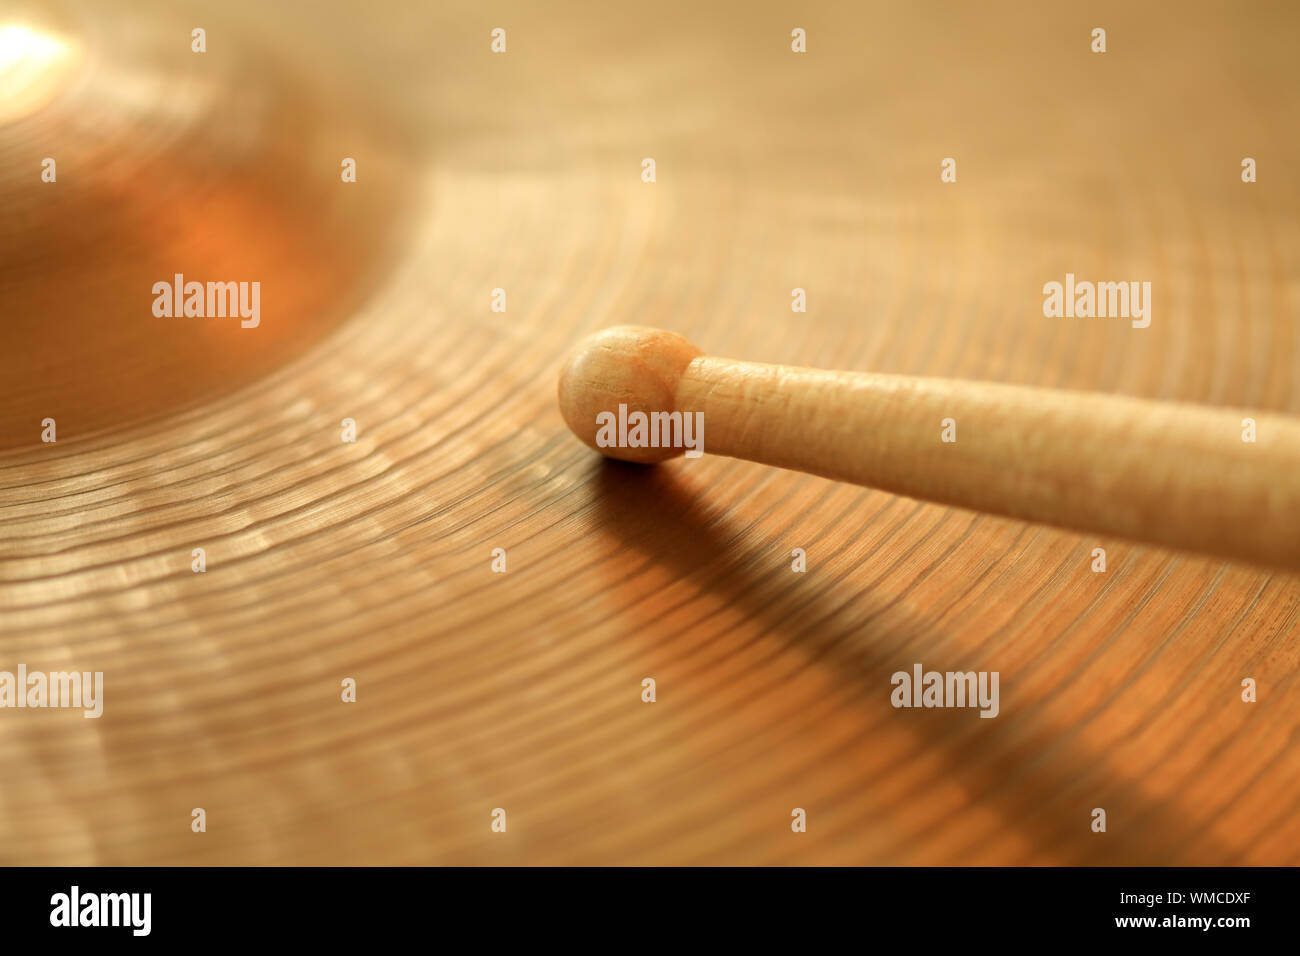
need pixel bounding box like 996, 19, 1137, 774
1, 0, 1298, 865
0, 0, 415, 447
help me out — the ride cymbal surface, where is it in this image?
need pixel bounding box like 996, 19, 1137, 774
1, 0, 413, 447
1, 0, 1299, 866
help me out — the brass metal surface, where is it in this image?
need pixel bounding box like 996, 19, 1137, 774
1, 0, 1297, 864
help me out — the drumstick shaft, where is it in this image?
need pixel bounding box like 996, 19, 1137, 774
675, 356, 1300, 568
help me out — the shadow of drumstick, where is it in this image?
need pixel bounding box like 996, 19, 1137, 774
589, 458, 1235, 864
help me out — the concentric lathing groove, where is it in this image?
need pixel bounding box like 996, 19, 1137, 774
0, 0, 1298, 865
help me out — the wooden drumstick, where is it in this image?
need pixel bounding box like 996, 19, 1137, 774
558, 326, 1300, 569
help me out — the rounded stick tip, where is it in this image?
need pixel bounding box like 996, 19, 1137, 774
557, 326, 703, 462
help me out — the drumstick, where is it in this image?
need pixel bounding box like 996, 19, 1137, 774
557, 325, 1300, 569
